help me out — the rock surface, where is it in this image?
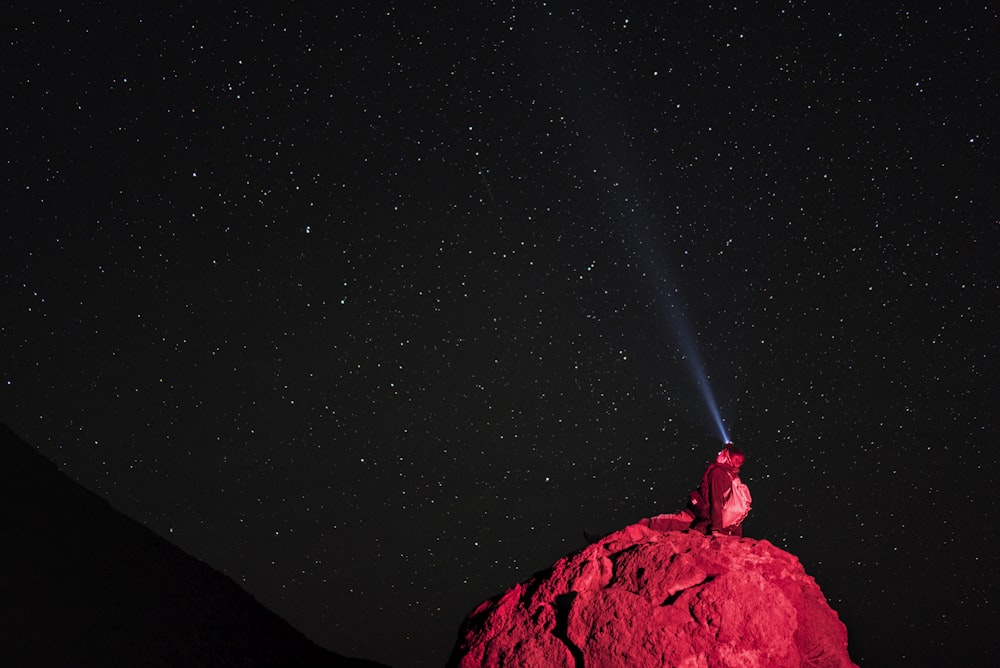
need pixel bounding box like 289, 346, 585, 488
449, 524, 857, 667
0, 424, 385, 668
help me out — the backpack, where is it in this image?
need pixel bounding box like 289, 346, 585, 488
721, 473, 752, 528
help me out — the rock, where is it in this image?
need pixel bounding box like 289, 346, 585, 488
449, 524, 857, 667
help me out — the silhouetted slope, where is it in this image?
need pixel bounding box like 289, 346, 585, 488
0, 424, 387, 668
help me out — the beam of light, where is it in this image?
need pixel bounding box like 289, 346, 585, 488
633, 232, 730, 445
537, 16, 731, 443
670, 314, 731, 444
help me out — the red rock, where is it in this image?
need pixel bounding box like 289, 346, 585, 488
449, 525, 857, 667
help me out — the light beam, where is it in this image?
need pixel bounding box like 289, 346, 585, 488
633, 230, 730, 444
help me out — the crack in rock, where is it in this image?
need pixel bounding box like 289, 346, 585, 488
661, 574, 716, 606
552, 592, 585, 668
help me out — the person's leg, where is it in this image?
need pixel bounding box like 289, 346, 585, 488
689, 518, 710, 534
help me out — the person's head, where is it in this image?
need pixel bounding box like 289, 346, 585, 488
720, 442, 745, 468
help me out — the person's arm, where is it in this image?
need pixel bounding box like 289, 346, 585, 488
708, 466, 730, 531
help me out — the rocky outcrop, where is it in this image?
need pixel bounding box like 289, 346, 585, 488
450, 524, 856, 667
0, 424, 385, 668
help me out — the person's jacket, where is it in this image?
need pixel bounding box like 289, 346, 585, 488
699, 461, 741, 532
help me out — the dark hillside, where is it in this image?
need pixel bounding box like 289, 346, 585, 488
0, 424, 386, 668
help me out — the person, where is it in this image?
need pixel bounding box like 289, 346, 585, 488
640, 442, 748, 537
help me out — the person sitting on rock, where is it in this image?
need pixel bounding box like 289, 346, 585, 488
640, 442, 748, 537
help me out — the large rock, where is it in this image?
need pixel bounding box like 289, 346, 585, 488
449, 524, 856, 667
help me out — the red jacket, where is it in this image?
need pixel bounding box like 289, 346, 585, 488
697, 462, 742, 533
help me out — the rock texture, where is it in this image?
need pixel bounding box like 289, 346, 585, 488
0, 424, 385, 668
450, 524, 856, 668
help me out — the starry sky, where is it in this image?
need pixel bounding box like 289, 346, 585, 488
3, 2, 997, 666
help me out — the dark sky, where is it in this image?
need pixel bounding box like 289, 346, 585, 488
3, 2, 997, 666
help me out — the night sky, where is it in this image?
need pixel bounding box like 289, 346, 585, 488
3, 3, 997, 666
